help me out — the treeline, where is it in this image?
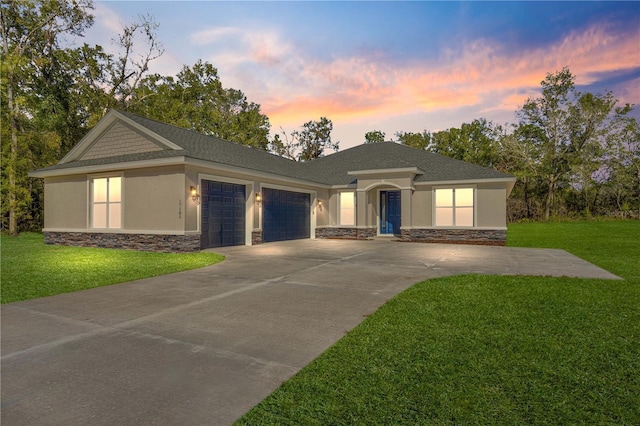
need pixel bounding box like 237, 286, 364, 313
2, 1, 169, 234
367, 69, 640, 222
1, 1, 339, 235
2, 2, 638, 235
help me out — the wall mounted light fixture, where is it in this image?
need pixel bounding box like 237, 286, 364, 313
255, 192, 262, 206
190, 186, 200, 205
317, 200, 323, 211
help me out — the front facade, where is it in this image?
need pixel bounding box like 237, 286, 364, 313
30, 110, 516, 252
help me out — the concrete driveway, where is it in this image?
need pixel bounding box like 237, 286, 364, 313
1, 239, 619, 425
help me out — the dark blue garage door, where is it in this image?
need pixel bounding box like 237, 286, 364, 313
201, 180, 245, 248
263, 188, 310, 242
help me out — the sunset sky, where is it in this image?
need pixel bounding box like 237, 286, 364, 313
88, 1, 640, 149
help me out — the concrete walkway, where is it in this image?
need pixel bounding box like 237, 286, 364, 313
1, 240, 619, 425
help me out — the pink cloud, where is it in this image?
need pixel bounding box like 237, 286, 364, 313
257, 21, 639, 129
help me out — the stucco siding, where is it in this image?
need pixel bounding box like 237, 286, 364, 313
366, 191, 376, 227
369, 190, 380, 228
315, 188, 331, 227
411, 188, 432, 227
44, 176, 88, 230
184, 166, 200, 232
356, 176, 413, 192
327, 191, 339, 226
476, 185, 507, 228
123, 166, 185, 231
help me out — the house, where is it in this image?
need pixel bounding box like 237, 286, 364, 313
29, 110, 516, 252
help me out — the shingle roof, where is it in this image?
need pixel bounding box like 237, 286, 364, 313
117, 110, 313, 181
303, 142, 513, 185
32, 109, 514, 185
33, 109, 313, 182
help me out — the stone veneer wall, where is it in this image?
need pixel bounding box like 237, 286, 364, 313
44, 231, 201, 253
400, 228, 506, 246
315, 227, 377, 240
251, 231, 263, 245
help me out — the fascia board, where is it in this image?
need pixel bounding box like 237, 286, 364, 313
114, 111, 183, 150
59, 110, 119, 164
30, 155, 331, 190
347, 167, 423, 176
28, 157, 187, 178
185, 158, 331, 189
414, 177, 517, 186
329, 184, 358, 189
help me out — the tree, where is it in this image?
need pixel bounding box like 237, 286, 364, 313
268, 131, 295, 160
429, 118, 500, 168
516, 67, 620, 220
364, 130, 386, 143
500, 123, 546, 220
603, 113, 640, 218
395, 130, 430, 150
1, 4, 164, 234
131, 60, 270, 149
59, 14, 164, 129
296, 117, 338, 161
1, 0, 94, 235
270, 117, 339, 161
107, 14, 163, 111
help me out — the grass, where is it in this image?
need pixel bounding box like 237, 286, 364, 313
508, 219, 639, 282
238, 220, 640, 425
0, 233, 224, 304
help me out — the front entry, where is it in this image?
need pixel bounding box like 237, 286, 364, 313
201, 180, 246, 248
380, 190, 401, 235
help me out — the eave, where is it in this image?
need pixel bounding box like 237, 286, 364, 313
28, 155, 332, 190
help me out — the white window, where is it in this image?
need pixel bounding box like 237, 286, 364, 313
92, 177, 121, 229
435, 188, 474, 227
339, 191, 355, 226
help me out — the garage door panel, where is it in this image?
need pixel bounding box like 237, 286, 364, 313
263, 188, 310, 243
201, 180, 246, 248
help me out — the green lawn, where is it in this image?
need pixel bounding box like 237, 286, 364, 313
238, 220, 640, 425
0, 233, 224, 303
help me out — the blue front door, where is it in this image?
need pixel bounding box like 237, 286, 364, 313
380, 191, 401, 235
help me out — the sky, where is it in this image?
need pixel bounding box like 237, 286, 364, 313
86, 1, 640, 150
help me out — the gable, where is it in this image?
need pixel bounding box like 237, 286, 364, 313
78, 121, 165, 161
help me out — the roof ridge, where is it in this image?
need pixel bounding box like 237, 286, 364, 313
303, 141, 396, 164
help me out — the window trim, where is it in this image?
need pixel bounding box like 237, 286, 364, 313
338, 190, 356, 226
433, 186, 476, 228
90, 173, 123, 230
